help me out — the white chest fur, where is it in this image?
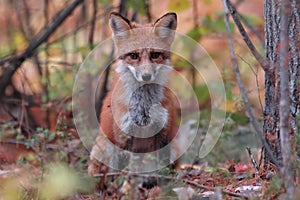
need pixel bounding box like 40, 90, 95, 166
119, 83, 169, 138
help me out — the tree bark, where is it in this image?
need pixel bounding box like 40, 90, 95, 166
264, 0, 299, 197
264, 0, 281, 168
278, 0, 295, 198
263, 0, 299, 165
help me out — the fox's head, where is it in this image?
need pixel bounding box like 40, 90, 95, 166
109, 12, 177, 84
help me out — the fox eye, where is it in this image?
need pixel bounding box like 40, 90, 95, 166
150, 52, 161, 59
129, 53, 139, 60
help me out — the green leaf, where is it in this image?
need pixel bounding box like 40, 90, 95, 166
240, 14, 263, 26
0, 45, 13, 58
203, 0, 212, 5
12, 31, 27, 50
97, 0, 112, 4
76, 46, 90, 57
194, 84, 210, 104
226, 87, 233, 101
126, 0, 146, 15
16, 134, 25, 140
172, 56, 191, 68
211, 18, 235, 34
202, 15, 235, 34
198, 26, 210, 36
187, 27, 202, 41
168, 0, 189, 12
230, 112, 249, 125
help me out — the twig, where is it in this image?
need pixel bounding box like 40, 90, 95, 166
0, 7, 113, 64
0, 0, 84, 98
1, 139, 85, 155
0, 106, 33, 136
246, 147, 259, 175
238, 13, 264, 47
13, 0, 34, 41
144, 0, 152, 23
131, 0, 140, 22
95, 48, 114, 119
226, 0, 269, 72
38, 60, 78, 67
93, 171, 123, 177
42, 7, 114, 50
238, 55, 264, 112
222, 0, 280, 168
11, 1, 43, 93
44, 0, 51, 129
183, 178, 250, 199
118, 0, 128, 17
92, 172, 251, 199
2, 139, 38, 153
18, 95, 26, 138
189, 0, 198, 90
88, 0, 98, 50
192, 0, 199, 27
278, 0, 294, 198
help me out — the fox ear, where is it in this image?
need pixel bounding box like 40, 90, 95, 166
109, 12, 131, 39
154, 12, 177, 39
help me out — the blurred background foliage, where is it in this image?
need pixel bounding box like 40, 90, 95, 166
0, 0, 267, 198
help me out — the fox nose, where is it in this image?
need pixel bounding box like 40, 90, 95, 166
142, 73, 152, 81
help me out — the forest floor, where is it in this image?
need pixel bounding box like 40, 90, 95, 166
0, 105, 297, 199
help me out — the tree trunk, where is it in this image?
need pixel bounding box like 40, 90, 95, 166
263, 0, 299, 168
264, 0, 299, 197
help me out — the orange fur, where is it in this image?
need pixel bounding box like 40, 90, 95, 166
88, 12, 179, 180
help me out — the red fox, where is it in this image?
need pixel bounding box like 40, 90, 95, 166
88, 12, 179, 175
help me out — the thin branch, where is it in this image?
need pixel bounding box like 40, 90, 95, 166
238, 13, 264, 48
38, 60, 78, 67
190, 0, 198, 90
222, 0, 281, 168
88, 0, 98, 50
13, 0, 44, 90
192, 0, 199, 27
0, 106, 33, 136
95, 47, 115, 119
144, 0, 152, 23
238, 55, 264, 112
41, 8, 113, 50
13, 0, 39, 64
92, 172, 252, 199
183, 178, 250, 199
0, 7, 113, 64
25, 0, 83, 57
279, 0, 294, 198
13, 0, 32, 41
0, 0, 84, 98
43, 0, 51, 128
226, 0, 269, 72
131, 0, 140, 22
118, 0, 128, 17
246, 147, 260, 175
